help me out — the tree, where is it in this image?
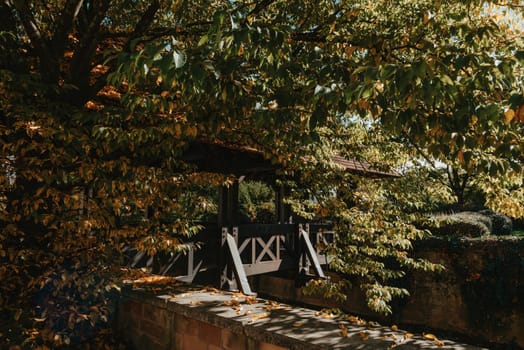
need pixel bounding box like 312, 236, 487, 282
1, 0, 523, 346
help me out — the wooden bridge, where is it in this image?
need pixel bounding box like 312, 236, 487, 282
126, 223, 334, 295
125, 140, 395, 294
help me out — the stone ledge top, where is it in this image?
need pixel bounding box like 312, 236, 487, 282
122, 283, 487, 350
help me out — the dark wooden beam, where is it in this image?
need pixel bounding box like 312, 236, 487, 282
181, 141, 275, 178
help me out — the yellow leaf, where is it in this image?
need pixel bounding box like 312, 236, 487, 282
504, 109, 515, 124
517, 104, 524, 122
390, 324, 398, 331
375, 81, 384, 93
404, 333, 414, 339
345, 45, 358, 57
250, 312, 270, 322
348, 315, 365, 325
244, 296, 258, 304
338, 323, 348, 337
423, 12, 430, 24
359, 331, 369, 341
237, 44, 245, 56
223, 299, 241, 307
268, 100, 278, 110
202, 286, 221, 294
423, 333, 438, 340
174, 124, 181, 137
434, 340, 445, 347
457, 149, 464, 163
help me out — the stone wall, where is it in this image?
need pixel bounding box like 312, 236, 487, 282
256, 237, 524, 349
117, 290, 287, 350
116, 284, 484, 350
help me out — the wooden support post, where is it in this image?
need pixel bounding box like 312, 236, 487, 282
275, 184, 291, 224
225, 232, 254, 295
220, 227, 254, 295
220, 227, 229, 289
218, 181, 239, 227
298, 224, 326, 279
158, 252, 181, 275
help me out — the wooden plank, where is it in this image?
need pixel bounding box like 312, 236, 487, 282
238, 237, 251, 255
316, 255, 328, 265
236, 224, 296, 237
276, 235, 281, 260
300, 227, 326, 279
175, 260, 203, 283
255, 236, 277, 263
243, 258, 296, 276
251, 238, 256, 264
225, 233, 255, 295
158, 252, 181, 275
220, 227, 229, 289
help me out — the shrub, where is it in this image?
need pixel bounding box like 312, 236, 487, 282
428, 211, 492, 238
239, 181, 275, 224
479, 209, 513, 236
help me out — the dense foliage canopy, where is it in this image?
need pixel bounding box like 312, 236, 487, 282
1, 0, 523, 347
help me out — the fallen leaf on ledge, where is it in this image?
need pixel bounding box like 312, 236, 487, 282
249, 312, 270, 322
338, 323, 348, 337
359, 331, 369, 340
264, 300, 288, 311
244, 296, 259, 304
202, 286, 221, 294
347, 315, 366, 325
132, 275, 178, 284
224, 299, 241, 307
434, 340, 445, 347
423, 333, 438, 341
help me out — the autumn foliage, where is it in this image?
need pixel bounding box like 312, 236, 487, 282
1, 0, 523, 348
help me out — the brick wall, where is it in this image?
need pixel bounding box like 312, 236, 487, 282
117, 292, 287, 350
116, 284, 486, 350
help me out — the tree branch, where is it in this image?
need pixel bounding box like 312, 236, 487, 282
89, 0, 163, 100
4, 0, 58, 82
247, 0, 276, 17
128, 0, 160, 48
52, 0, 84, 54
69, 0, 110, 100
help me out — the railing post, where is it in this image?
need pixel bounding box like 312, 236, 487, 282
220, 227, 229, 289
298, 224, 310, 274
298, 224, 326, 279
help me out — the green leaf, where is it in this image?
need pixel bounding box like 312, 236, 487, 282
198, 34, 209, 47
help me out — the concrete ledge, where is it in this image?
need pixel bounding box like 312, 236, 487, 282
116, 283, 487, 350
